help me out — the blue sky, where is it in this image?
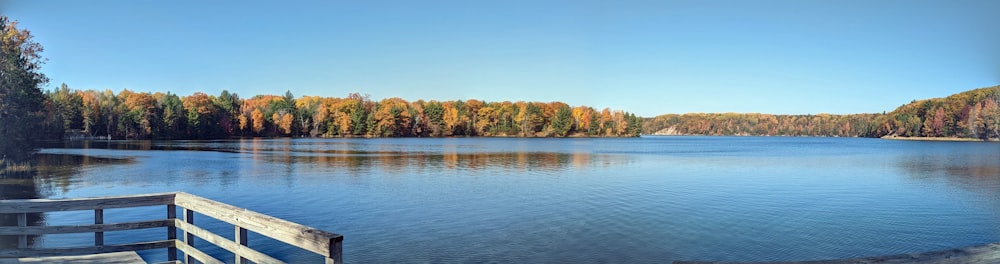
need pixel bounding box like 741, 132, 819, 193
4, 0, 998, 117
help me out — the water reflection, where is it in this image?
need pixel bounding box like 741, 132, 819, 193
258, 151, 597, 174
895, 142, 1000, 194
91, 138, 634, 176
1, 153, 131, 249
33, 154, 131, 194
41, 139, 633, 176
48, 140, 155, 151
891, 143, 1000, 179
0, 170, 42, 249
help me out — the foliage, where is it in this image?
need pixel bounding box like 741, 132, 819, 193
643, 112, 882, 137
40, 86, 642, 139
879, 86, 1000, 139
0, 17, 49, 161
643, 85, 1000, 140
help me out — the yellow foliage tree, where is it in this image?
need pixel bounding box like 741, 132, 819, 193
279, 112, 294, 135
251, 109, 264, 134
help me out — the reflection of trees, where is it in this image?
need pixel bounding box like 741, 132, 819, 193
50, 140, 155, 151
898, 153, 1000, 196
259, 149, 626, 175
50, 138, 636, 180
1, 153, 128, 249
31, 153, 131, 195
0, 170, 42, 249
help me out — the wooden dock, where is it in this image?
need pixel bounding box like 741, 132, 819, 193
0, 252, 144, 264
0, 192, 343, 264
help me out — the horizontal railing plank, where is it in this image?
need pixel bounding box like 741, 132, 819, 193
0, 240, 175, 258
15, 251, 146, 263
0, 193, 176, 213
0, 219, 170, 235
174, 241, 225, 264
173, 219, 286, 264
174, 192, 343, 257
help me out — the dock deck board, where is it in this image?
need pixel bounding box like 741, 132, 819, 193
0, 251, 145, 264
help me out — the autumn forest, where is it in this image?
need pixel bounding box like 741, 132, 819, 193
43, 84, 644, 140
43, 84, 999, 142
643, 86, 1000, 140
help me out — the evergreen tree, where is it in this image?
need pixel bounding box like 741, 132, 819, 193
550, 105, 573, 137
0, 17, 48, 161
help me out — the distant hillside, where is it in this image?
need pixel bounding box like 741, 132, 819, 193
642, 112, 883, 138
879, 86, 999, 139
643, 85, 1000, 140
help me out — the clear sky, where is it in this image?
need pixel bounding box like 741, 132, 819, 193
3, 0, 998, 117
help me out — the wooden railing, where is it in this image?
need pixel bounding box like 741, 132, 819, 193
0, 192, 343, 264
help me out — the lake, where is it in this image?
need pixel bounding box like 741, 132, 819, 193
3, 136, 1000, 263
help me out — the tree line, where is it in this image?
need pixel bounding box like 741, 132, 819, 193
40, 83, 1000, 141
643, 86, 1000, 140
643, 112, 884, 137
45, 85, 643, 140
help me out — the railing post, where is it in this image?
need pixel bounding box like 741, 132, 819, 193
236, 226, 249, 264
17, 213, 27, 248
94, 209, 104, 246
326, 236, 343, 264
167, 204, 178, 261
184, 208, 195, 264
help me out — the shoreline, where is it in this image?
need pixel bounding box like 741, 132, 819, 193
674, 241, 1000, 264
880, 135, 995, 142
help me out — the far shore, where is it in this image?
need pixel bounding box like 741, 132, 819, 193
880, 135, 996, 142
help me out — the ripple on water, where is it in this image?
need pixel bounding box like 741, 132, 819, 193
18, 137, 1000, 263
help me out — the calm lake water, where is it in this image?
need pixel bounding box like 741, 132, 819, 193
3, 136, 1000, 263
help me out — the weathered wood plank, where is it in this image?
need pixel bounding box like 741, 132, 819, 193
173, 241, 224, 264
0, 220, 170, 235
327, 237, 343, 264
173, 220, 285, 264
166, 204, 177, 262
17, 251, 146, 264
182, 208, 194, 264
0, 193, 175, 213
236, 226, 249, 264
0, 240, 174, 258
16, 213, 26, 249
94, 209, 104, 246
173, 192, 343, 258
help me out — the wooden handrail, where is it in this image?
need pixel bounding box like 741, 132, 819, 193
0, 219, 171, 235
0, 192, 343, 264
173, 192, 344, 263
0, 192, 176, 213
